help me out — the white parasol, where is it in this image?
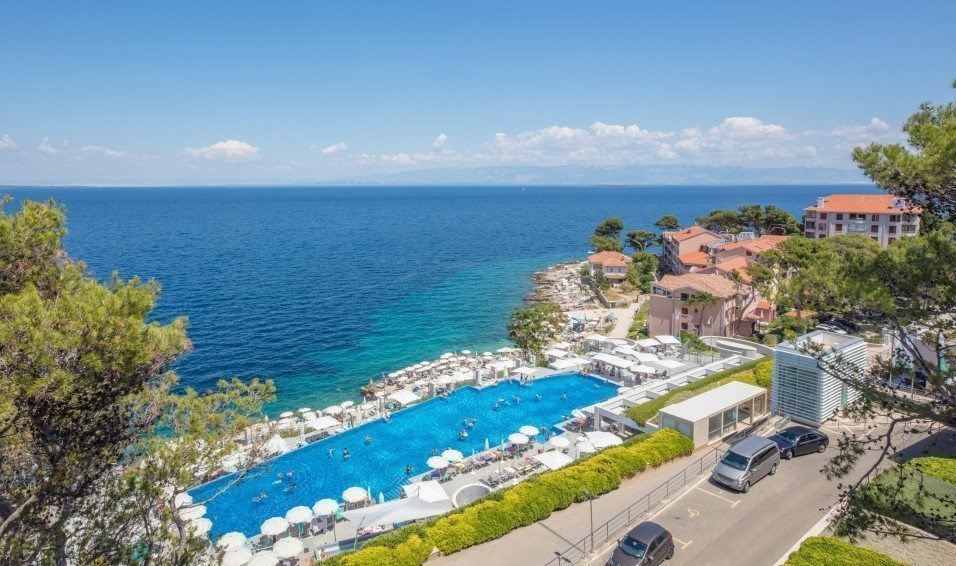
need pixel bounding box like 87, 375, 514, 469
426, 456, 449, 469
342, 486, 368, 503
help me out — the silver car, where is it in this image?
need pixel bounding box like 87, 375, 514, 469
711, 436, 779, 493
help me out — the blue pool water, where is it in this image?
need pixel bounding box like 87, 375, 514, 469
192, 373, 618, 539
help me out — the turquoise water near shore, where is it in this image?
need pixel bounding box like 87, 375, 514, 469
3, 185, 877, 412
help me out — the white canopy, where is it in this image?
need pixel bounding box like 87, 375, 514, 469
440, 353, 454, 359
591, 352, 636, 370
263, 434, 289, 456
508, 432, 529, 444
247, 550, 279, 566
650, 359, 685, 373
549, 436, 571, 449
549, 357, 589, 370
606, 338, 630, 346
323, 405, 343, 415
342, 486, 369, 503
533, 450, 574, 471
576, 440, 597, 454
285, 505, 313, 524
401, 480, 449, 503
312, 498, 339, 515
216, 531, 247, 551
340, 400, 355, 409
629, 364, 658, 375
635, 338, 661, 349
259, 516, 289, 536
179, 504, 206, 521
387, 389, 421, 407
491, 359, 516, 371
426, 456, 449, 469
273, 536, 304, 559
654, 334, 681, 345
519, 425, 540, 436
307, 415, 341, 431
441, 449, 463, 462
341, 495, 454, 527
221, 548, 253, 566
543, 348, 570, 359
586, 431, 624, 449
512, 367, 537, 376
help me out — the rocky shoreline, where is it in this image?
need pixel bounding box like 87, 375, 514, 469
526, 260, 598, 310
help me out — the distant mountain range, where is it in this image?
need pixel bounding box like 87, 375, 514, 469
335, 164, 867, 186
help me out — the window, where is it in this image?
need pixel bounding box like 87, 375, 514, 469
819, 212, 827, 219
804, 220, 815, 229
680, 307, 688, 315
888, 237, 896, 244
871, 236, 879, 242
888, 225, 897, 234
835, 213, 843, 220
871, 214, 880, 221
870, 225, 879, 233
680, 293, 689, 300
818, 223, 827, 231
835, 224, 842, 231
680, 322, 688, 330
890, 214, 900, 222
902, 224, 917, 233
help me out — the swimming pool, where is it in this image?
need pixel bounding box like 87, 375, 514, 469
192, 372, 617, 539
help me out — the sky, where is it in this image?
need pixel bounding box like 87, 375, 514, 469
1, 1, 954, 185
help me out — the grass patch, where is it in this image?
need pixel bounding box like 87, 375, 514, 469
905, 456, 956, 486
327, 429, 693, 566
627, 301, 650, 339
624, 357, 771, 425
855, 463, 956, 541
785, 536, 903, 566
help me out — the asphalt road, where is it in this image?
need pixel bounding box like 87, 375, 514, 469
591, 439, 842, 566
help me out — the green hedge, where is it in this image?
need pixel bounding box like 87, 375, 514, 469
855, 463, 956, 542
785, 536, 902, 566
906, 455, 956, 486
328, 429, 694, 566
624, 357, 771, 425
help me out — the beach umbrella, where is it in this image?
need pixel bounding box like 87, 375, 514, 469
279, 411, 294, 419
441, 449, 464, 462
173, 492, 193, 508
297, 407, 311, 413
216, 531, 247, 551
508, 433, 529, 445
426, 456, 449, 469
178, 504, 206, 521
549, 436, 571, 449
260, 516, 290, 537
221, 548, 253, 566
285, 505, 313, 524
461, 350, 472, 355
342, 486, 368, 503
340, 400, 355, 409
323, 405, 343, 415
300, 411, 317, 420
440, 353, 453, 359
312, 498, 339, 515
187, 517, 212, 537
519, 425, 540, 437
247, 550, 279, 566
273, 537, 304, 559
576, 441, 597, 455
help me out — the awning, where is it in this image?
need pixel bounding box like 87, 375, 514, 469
543, 348, 570, 359
635, 338, 660, 349
586, 431, 623, 448
590, 352, 635, 370
532, 450, 574, 471
549, 357, 589, 370
629, 364, 657, 374
306, 415, 341, 431
341, 496, 454, 527
654, 335, 681, 345
491, 359, 516, 371
401, 480, 449, 503
387, 389, 421, 406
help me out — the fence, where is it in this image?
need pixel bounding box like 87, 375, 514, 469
544, 447, 723, 566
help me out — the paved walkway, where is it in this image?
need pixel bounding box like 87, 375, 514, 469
430, 445, 711, 566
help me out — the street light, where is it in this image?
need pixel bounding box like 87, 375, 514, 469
583, 489, 596, 554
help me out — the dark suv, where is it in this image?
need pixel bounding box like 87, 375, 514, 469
606, 521, 674, 566
769, 426, 828, 460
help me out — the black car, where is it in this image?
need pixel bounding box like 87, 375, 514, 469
769, 426, 828, 460
606, 521, 674, 566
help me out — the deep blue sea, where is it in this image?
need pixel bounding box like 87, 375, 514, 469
3, 185, 877, 413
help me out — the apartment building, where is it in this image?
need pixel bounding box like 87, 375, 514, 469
649, 272, 763, 337
587, 251, 632, 287
803, 194, 921, 247
660, 225, 721, 274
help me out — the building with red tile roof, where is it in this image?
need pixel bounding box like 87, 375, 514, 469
587, 250, 632, 285
804, 194, 921, 247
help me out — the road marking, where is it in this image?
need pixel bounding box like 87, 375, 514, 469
695, 486, 740, 507
687, 507, 700, 518
672, 536, 693, 549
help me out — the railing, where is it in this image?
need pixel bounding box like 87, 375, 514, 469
544, 447, 723, 566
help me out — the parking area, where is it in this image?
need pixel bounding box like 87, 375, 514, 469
590, 431, 840, 566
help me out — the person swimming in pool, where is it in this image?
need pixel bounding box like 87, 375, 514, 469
405, 464, 414, 476
253, 492, 268, 503
364, 434, 372, 445
328, 447, 334, 458
513, 394, 520, 403
534, 393, 542, 401
561, 391, 568, 399
342, 448, 351, 460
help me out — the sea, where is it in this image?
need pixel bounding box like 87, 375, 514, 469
3, 184, 878, 414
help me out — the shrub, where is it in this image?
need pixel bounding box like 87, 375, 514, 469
906, 455, 956, 485
334, 429, 693, 564
624, 357, 771, 425
785, 536, 902, 566
753, 359, 773, 388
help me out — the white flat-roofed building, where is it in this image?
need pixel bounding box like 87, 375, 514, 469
772, 330, 867, 426
658, 381, 769, 447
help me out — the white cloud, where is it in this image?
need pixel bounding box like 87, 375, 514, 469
707, 116, 787, 139
808, 117, 891, 140
321, 142, 347, 155
433, 133, 448, 148
81, 145, 126, 157
0, 134, 14, 150
37, 137, 58, 155
184, 139, 259, 160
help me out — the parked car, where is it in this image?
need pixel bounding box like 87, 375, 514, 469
815, 323, 848, 335
606, 521, 674, 566
711, 436, 779, 493
769, 426, 828, 460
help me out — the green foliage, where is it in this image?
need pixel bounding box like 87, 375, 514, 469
753, 359, 773, 388
626, 229, 656, 252
654, 215, 680, 231
695, 204, 801, 235
906, 456, 956, 485
593, 216, 625, 239
628, 301, 650, 339
626, 251, 657, 292
683, 291, 718, 336
334, 430, 693, 565
592, 270, 611, 290
678, 330, 716, 353
624, 357, 771, 425
0, 198, 67, 297
506, 303, 567, 355
589, 234, 624, 252
784, 536, 903, 566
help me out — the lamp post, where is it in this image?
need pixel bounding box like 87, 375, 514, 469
583, 489, 595, 554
